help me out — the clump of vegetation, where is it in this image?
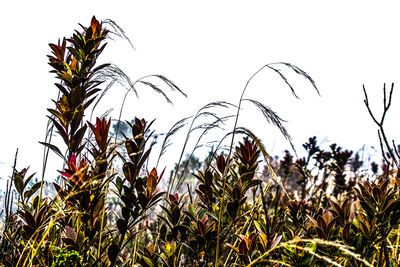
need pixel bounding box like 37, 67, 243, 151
1, 16, 399, 267
52, 248, 82, 267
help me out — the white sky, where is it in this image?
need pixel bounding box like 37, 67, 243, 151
1, 1, 400, 184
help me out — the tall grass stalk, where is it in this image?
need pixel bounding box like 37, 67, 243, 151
166, 102, 231, 197
173, 115, 233, 192
214, 61, 318, 265
215, 65, 267, 266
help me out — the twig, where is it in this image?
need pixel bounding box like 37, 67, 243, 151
363, 83, 399, 170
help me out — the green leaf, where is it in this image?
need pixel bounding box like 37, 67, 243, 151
92, 63, 111, 73
125, 139, 139, 163
23, 173, 36, 189
85, 88, 101, 99
71, 105, 84, 134
14, 173, 24, 197
243, 179, 262, 192
83, 96, 97, 110
24, 182, 41, 200
303, 242, 316, 264
32, 196, 39, 210
48, 116, 69, 145
70, 125, 87, 152
282, 228, 294, 241
142, 256, 154, 267
55, 83, 69, 96
47, 108, 65, 125
92, 198, 105, 219
254, 220, 267, 234
123, 162, 135, 184
148, 192, 165, 207
67, 47, 83, 61
39, 142, 64, 159
115, 176, 124, 193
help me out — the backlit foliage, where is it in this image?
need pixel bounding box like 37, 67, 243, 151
1, 17, 399, 267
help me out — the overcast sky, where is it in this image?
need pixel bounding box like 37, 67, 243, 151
1, 1, 400, 184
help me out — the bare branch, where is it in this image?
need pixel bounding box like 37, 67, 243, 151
363, 85, 380, 125
393, 140, 400, 160
378, 130, 390, 166
363, 84, 399, 170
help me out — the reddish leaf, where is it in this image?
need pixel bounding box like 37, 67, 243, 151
64, 226, 77, 242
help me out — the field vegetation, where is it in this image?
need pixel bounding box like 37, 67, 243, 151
1, 17, 399, 267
